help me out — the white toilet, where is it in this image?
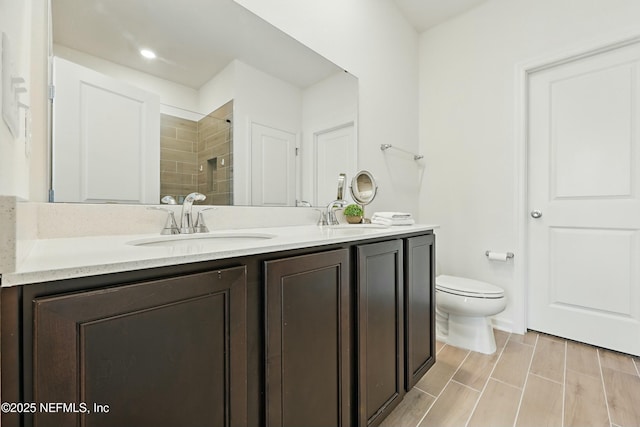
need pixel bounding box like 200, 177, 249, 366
435, 275, 506, 354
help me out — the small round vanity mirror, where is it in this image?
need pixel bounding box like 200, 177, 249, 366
350, 170, 377, 222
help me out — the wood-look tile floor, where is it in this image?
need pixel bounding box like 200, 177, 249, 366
382, 330, 640, 427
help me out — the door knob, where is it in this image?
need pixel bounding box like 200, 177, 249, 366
530, 210, 542, 219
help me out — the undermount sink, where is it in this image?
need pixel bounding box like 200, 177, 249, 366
128, 232, 277, 248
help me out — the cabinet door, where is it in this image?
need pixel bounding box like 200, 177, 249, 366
357, 240, 404, 427
265, 249, 351, 427
405, 234, 436, 390
33, 267, 247, 427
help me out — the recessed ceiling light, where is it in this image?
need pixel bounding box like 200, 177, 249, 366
140, 49, 156, 59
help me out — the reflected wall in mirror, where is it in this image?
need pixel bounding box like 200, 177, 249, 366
50, 0, 358, 206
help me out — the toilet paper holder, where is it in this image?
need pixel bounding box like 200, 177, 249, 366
485, 250, 514, 259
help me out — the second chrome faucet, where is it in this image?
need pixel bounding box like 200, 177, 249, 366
320, 173, 349, 226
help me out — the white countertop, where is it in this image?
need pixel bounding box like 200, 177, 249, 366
2, 224, 437, 287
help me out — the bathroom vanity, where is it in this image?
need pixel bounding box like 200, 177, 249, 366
1, 225, 436, 427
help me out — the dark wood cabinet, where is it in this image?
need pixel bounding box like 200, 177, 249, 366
32, 267, 247, 427
404, 234, 436, 390
356, 240, 405, 427
264, 249, 351, 427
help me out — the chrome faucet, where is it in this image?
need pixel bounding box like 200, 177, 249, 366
324, 199, 349, 226
319, 173, 350, 226
180, 192, 206, 233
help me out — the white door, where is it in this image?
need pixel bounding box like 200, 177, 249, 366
52, 57, 160, 203
527, 42, 640, 356
314, 123, 356, 206
250, 122, 296, 206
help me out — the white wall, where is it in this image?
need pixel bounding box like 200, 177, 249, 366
233, 0, 420, 215
0, 0, 35, 199
418, 0, 640, 332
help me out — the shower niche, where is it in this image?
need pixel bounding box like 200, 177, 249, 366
207, 157, 219, 194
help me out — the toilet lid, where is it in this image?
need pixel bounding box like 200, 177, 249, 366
436, 275, 504, 298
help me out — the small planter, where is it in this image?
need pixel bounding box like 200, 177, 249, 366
346, 215, 363, 224
344, 204, 364, 224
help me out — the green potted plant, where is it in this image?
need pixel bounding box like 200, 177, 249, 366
344, 203, 364, 224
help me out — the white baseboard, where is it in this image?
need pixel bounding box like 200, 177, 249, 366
491, 316, 514, 334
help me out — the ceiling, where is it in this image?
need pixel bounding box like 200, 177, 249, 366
393, 0, 488, 33
52, 0, 488, 90
52, 0, 341, 89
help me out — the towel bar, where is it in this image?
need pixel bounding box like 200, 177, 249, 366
380, 144, 423, 161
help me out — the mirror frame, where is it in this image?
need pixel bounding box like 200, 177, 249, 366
350, 170, 377, 206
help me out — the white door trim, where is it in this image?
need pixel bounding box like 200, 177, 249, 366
514, 30, 640, 335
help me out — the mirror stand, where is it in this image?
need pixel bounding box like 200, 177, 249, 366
350, 170, 378, 223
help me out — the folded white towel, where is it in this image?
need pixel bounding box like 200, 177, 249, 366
372, 212, 413, 220
371, 216, 415, 226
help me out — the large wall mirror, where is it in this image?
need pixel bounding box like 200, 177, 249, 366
50, 0, 358, 207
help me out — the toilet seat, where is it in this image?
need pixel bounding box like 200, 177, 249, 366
436, 275, 504, 299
